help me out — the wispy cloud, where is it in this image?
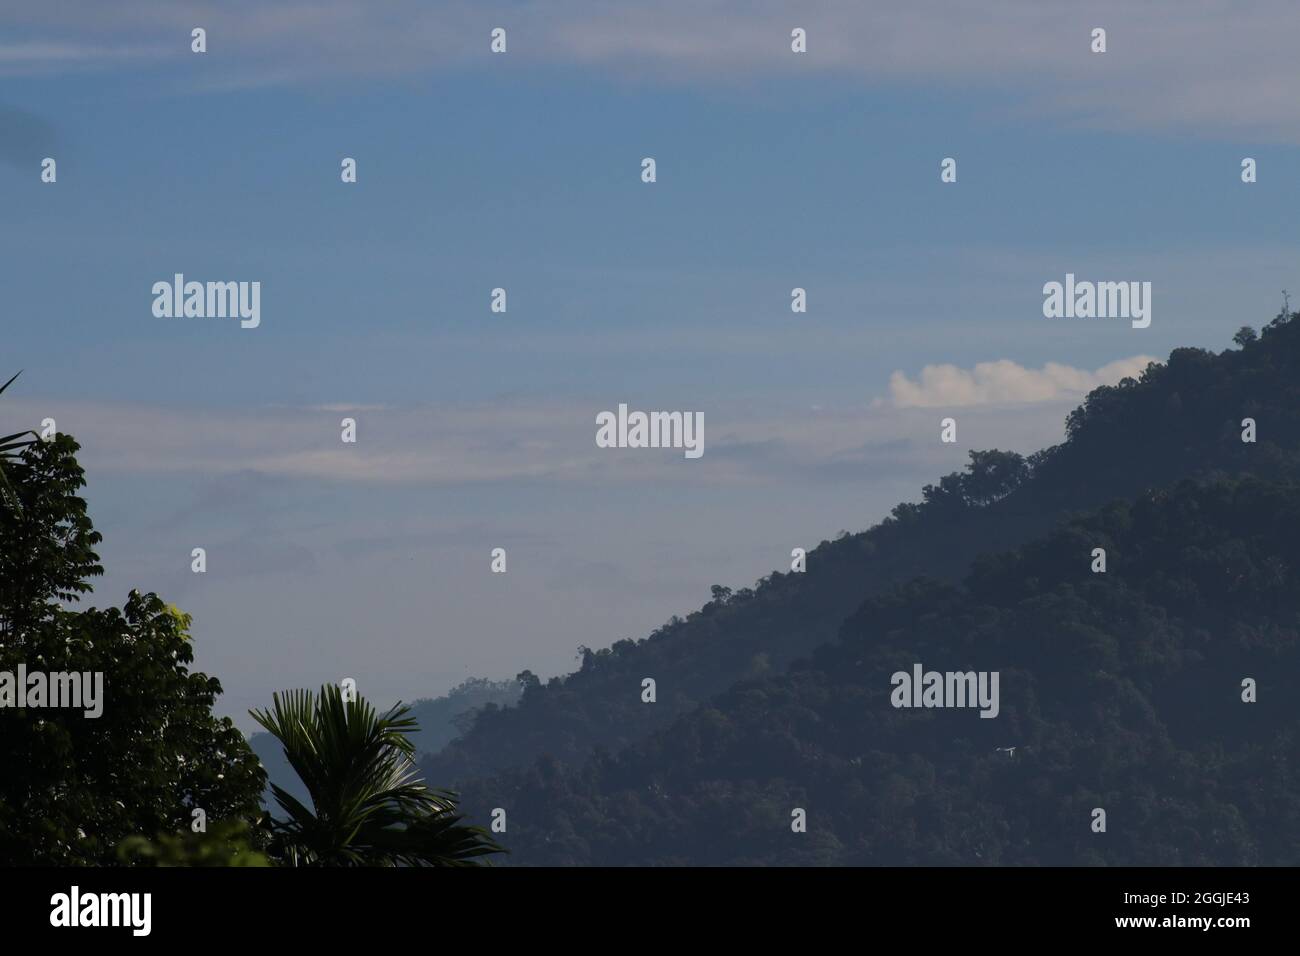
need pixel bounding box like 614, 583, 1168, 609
885, 355, 1157, 409
0, 40, 166, 70
10, 2, 1300, 140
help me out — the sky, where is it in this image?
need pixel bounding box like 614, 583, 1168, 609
4, 1, 1299, 730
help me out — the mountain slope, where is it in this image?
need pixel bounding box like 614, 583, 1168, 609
425, 315, 1300, 787
457, 477, 1300, 865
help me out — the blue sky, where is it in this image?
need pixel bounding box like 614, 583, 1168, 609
4, 1, 1299, 728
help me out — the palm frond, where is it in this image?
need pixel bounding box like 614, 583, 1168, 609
251, 684, 505, 866
0, 370, 37, 508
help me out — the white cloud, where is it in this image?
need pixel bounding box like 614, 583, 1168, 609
887, 355, 1158, 408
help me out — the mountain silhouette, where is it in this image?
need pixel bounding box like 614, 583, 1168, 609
423, 314, 1300, 800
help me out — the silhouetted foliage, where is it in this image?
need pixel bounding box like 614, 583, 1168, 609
0, 436, 266, 864
0, 371, 36, 507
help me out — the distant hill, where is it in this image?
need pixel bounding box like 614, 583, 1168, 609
423, 315, 1300, 788
250, 677, 520, 811
456, 476, 1300, 864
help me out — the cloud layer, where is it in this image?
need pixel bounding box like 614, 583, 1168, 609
10, 374, 1102, 490
887, 355, 1157, 408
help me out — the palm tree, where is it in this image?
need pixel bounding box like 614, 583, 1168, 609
0, 371, 37, 506
250, 684, 504, 866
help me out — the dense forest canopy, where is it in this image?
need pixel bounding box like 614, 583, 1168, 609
454, 476, 1300, 864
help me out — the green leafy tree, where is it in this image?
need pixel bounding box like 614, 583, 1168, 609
0, 434, 267, 864
251, 685, 504, 866
115, 820, 270, 867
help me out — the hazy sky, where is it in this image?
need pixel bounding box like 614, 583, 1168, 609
5, 2, 1298, 729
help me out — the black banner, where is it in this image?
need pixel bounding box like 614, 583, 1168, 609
0, 866, 1280, 943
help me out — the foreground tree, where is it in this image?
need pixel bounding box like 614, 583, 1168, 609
0, 434, 266, 864
115, 820, 270, 867
252, 685, 503, 866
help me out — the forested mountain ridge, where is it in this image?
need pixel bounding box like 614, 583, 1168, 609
456, 476, 1300, 865
424, 316, 1300, 787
